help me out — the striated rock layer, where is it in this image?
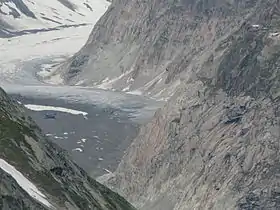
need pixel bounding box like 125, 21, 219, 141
96, 0, 280, 209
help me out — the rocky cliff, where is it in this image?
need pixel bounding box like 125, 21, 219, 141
92, 0, 280, 209
57, 0, 279, 100
0, 87, 136, 210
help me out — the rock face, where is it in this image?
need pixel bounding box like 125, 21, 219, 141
90, 0, 280, 209
0, 87, 136, 210
57, 0, 279, 100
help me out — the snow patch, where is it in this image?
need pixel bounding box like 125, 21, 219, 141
122, 86, 130, 92
143, 72, 164, 89
75, 80, 86, 86
103, 168, 112, 174
270, 32, 280, 37
127, 90, 143, 96
0, 159, 52, 208
97, 69, 133, 90
24, 104, 88, 116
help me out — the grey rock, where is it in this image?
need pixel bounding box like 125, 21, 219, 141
88, 0, 280, 209
58, 0, 275, 100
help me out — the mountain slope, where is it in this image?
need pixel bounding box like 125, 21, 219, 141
0, 87, 136, 210
55, 0, 275, 100
85, 0, 280, 209
0, 0, 109, 37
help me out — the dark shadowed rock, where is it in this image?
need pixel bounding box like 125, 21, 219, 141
57, 0, 77, 11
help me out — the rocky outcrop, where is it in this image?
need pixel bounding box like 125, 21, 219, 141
0, 87, 136, 210
95, 0, 280, 209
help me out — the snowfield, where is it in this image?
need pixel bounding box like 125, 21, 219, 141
0, 0, 109, 85
0, 0, 110, 31
0, 26, 90, 85
0, 25, 93, 59
0, 159, 52, 208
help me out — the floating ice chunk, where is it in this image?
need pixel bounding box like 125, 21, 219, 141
54, 136, 64, 139
24, 104, 88, 117
81, 138, 87, 143
72, 148, 83, 152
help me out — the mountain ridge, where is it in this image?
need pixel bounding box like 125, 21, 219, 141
55, 0, 274, 100
0, 0, 109, 37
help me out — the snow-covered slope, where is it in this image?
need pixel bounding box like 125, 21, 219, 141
0, 0, 109, 36
0, 159, 52, 208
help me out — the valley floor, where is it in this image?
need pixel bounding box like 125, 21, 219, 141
0, 24, 161, 178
